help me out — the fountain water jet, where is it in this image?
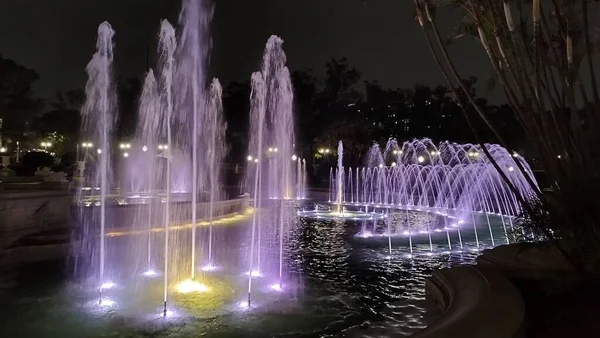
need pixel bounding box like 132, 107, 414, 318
158, 19, 176, 317
336, 141, 343, 213
205, 78, 226, 266
80, 21, 116, 304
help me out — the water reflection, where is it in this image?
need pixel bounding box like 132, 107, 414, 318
0, 217, 478, 337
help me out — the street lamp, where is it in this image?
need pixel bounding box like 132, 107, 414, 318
417, 155, 425, 163
82, 142, 93, 149
123, 152, 129, 158
0, 147, 6, 153
158, 144, 168, 150
292, 154, 298, 161
41, 142, 52, 150
247, 155, 253, 162
119, 143, 131, 150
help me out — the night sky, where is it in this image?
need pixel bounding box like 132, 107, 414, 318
0, 0, 496, 100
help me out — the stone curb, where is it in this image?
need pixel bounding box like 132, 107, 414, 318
414, 265, 526, 338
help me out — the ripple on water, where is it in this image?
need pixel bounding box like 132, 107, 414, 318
0, 216, 480, 337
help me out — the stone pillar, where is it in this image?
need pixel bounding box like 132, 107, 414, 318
0, 156, 14, 177
74, 161, 86, 183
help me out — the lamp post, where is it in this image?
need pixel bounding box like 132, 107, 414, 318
41, 141, 52, 151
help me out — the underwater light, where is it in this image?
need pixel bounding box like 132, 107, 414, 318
96, 298, 116, 307
245, 270, 262, 277
176, 280, 209, 294
269, 283, 284, 292
201, 264, 218, 272
100, 281, 115, 290
141, 269, 158, 277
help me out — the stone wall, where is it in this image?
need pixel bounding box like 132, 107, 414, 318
0, 190, 72, 250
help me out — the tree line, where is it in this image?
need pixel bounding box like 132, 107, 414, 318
0, 54, 524, 163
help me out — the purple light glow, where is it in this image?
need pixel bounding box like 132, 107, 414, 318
269, 283, 284, 292
201, 264, 219, 272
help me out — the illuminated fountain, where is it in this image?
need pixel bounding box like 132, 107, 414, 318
79, 21, 116, 304
245, 35, 298, 305
300, 138, 538, 252
73, 0, 297, 320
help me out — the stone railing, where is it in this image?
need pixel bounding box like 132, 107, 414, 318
75, 196, 251, 230
414, 265, 526, 338
0, 190, 72, 251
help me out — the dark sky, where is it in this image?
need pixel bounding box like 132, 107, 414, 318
0, 0, 497, 101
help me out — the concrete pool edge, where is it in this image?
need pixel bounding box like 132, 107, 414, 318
414, 265, 526, 338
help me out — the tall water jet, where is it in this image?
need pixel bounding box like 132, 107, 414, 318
336, 141, 343, 213
247, 72, 266, 306
158, 19, 176, 316
246, 36, 295, 200
136, 70, 161, 269
80, 21, 116, 304
245, 36, 295, 300
205, 78, 226, 267
175, 0, 213, 279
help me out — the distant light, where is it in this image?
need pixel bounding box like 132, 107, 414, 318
417, 156, 425, 163
391, 162, 397, 167
254, 159, 258, 163
512, 153, 519, 158
430, 151, 436, 156
318, 148, 325, 154
273, 148, 278, 152
325, 149, 330, 153
291, 155, 297, 161
508, 166, 514, 172
119, 143, 125, 149
123, 152, 129, 158
142, 146, 148, 152
393, 150, 398, 155
97, 149, 102, 154
557, 155, 562, 159
0, 147, 6, 153
247, 155, 253, 161
268, 147, 273, 152
378, 163, 383, 168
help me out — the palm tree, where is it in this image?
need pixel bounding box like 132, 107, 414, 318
414, 0, 600, 274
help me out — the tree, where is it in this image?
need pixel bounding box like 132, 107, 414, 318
414, 0, 600, 274
32, 89, 84, 150
0, 55, 44, 145
116, 77, 142, 140
223, 81, 250, 163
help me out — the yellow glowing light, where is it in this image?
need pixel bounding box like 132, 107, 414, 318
176, 279, 209, 294
105, 208, 253, 237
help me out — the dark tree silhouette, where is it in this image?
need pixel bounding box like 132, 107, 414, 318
0, 55, 44, 144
